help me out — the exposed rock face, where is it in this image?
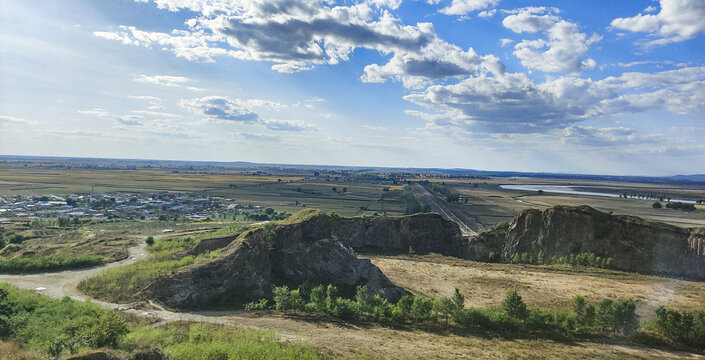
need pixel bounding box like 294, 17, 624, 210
339, 212, 467, 256
141, 210, 465, 309
470, 205, 705, 279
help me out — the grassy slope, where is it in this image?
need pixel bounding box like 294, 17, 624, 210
78, 236, 221, 303
0, 284, 321, 359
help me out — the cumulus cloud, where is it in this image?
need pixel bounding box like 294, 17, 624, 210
361, 37, 504, 88
181, 96, 315, 131
610, 0, 705, 46
477, 9, 496, 18
440, 0, 499, 16
180, 96, 260, 123
96, 0, 503, 87
502, 7, 601, 73
404, 66, 705, 134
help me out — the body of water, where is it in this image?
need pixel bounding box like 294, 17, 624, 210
499, 184, 696, 204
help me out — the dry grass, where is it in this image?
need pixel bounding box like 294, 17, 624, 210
367, 254, 705, 318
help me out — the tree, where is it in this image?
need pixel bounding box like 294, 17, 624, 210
273, 286, 292, 310
325, 284, 338, 312
652, 201, 662, 209
393, 295, 414, 323
596, 299, 616, 334
451, 288, 465, 313
433, 297, 456, 326
309, 285, 326, 312
145, 236, 155, 246
503, 290, 528, 319
614, 299, 639, 336
410, 296, 434, 322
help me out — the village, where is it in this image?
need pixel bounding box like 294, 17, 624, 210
0, 192, 275, 224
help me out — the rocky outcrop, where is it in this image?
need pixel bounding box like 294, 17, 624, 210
469, 205, 705, 279
338, 212, 467, 256
141, 210, 462, 309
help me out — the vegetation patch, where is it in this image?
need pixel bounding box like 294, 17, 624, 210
0, 255, 103, 274
247, 284, 642, 341
123, 323, 320, 360
0, 284, 321, 359
78, 235, 221, 303
402, 184, 430, 215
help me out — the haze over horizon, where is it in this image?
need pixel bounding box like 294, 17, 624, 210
2, 0, 704, 176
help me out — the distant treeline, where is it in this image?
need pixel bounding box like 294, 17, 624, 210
423, 181, 461, 202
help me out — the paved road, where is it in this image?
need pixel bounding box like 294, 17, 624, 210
411, 183, 478, 236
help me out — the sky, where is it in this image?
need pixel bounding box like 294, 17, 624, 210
1, 0, 704, 176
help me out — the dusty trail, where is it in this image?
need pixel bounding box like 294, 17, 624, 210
0, 231, 701, 359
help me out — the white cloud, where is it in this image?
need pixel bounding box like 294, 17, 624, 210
499, 38, 514, 47
96, 0, 503, 88
477, 9, 496, 18
180, 96, 259, 123
440, 0, 499, 16
134, 74, 202, 90
234, 132, 280, 141
264, 119, 313, 132
610, 0, 705, 46
404, 66, 705, 134
129, 95, 162, 106
561, 125, 663, 147
181, 96, 315, 131
367, 0, 403, 10
502, 7, 601, 73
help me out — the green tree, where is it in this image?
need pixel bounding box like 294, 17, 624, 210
596, 299, 616, 334
325, 284, 338, 312
410, 296, 434, 322
273, 286, 292, 310
392, 295, 414, 323
308, 285, 326, 312
451, 288, 465, 313
503, 290, 528, 319
145, 236, 155, 246
433, 297, 456, 326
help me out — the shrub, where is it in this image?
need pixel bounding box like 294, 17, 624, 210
332, 298, 359, 320
503, 290, 528, 320
410, 296, 434, 322
655, 306, 705, 349
145, 236, 155, 246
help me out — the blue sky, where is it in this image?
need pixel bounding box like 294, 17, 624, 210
1, 0, 704, 175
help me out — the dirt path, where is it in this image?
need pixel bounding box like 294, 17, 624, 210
412, 183, 478, 236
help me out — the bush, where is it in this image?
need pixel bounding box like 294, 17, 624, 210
502, 290, 528, 320
0, 284, 129, 356
145, 236, 155, 246
410, 296, 434, 322
652, 201, 662, 208
655, 307, 705, 349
